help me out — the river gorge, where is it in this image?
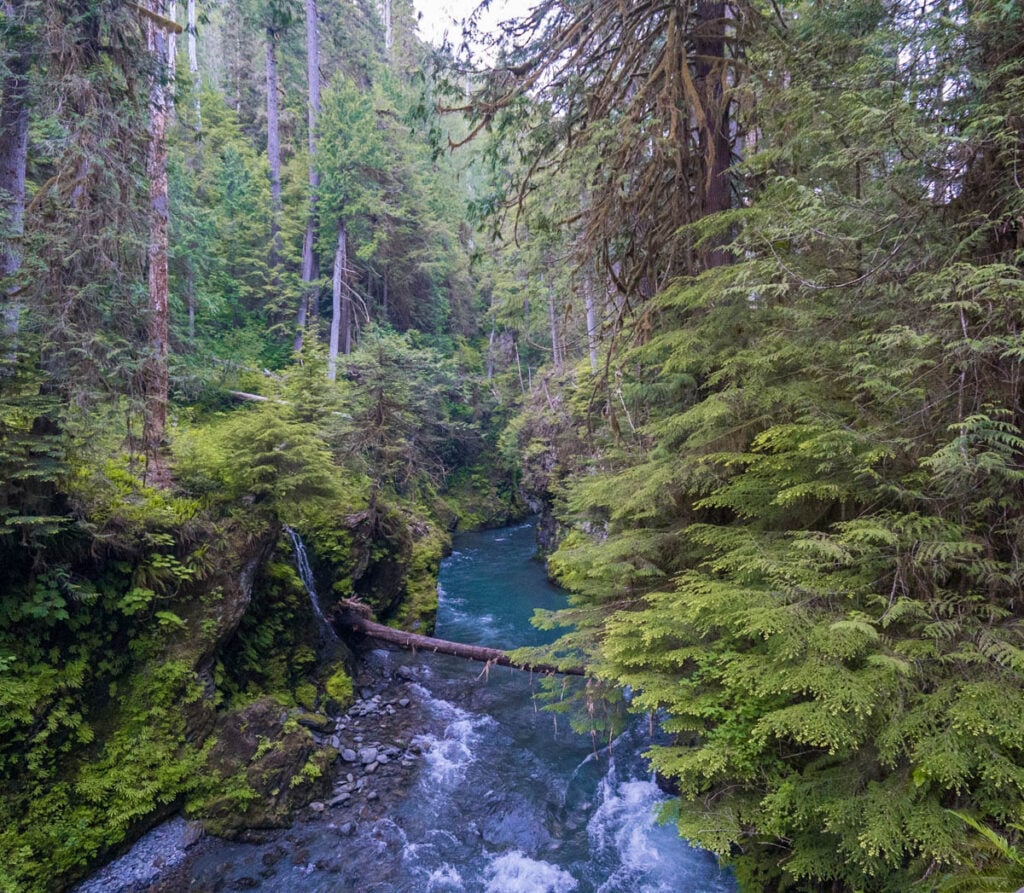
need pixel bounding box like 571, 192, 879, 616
82, 523, 735, 893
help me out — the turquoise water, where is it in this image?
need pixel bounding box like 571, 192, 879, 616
375, 521, 735, 892
165, 522, 736, 892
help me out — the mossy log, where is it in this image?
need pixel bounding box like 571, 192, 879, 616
336, 599, 585, 676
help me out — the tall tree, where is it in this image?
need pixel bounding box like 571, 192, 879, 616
528, 2, 1024, 890
0, 0, 32, 367
186, 0, 200, 124
252, 0, 294, 269
143, 0, 181, 466
317, 79, 385, 368
293, 0, 320, 352
265, 29, 282, 263
327, 220, 347, 378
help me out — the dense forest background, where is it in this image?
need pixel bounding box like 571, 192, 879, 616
2, 0, 1024, 891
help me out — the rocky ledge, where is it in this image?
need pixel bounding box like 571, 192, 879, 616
77, 658, 431, 893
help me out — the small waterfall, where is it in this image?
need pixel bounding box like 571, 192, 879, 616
283, 526, 337, 640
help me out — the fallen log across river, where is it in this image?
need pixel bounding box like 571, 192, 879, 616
335, 599, 586, 676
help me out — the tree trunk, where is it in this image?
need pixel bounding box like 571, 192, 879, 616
294, 0, 321, 353
486, 324, 495, 381
187, 0, 201, 128
547, 284, 562, 371
294, 227, 317, 353
328, 222, 348, 380
382, 0, 392, 53
187, 0, 199, 81
336, 602, 586, 676
582, 269, 599, 373
694, 0, 731, 269
0, 0, 30, 370
167, 0, 177, 101
144, 0, 172, 467
265, 28, 282, 268
186, 262, 196, 340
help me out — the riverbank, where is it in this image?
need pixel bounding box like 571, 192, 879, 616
75, 650, 433, 893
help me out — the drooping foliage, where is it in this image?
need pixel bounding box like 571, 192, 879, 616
494, 1, 1024, 890
444, 0, 747, 303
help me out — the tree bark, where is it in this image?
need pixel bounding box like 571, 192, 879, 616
265, 28, 282, 268
0, 0, 31, 369
294, 0, 321, 353
547, 283, 562, 371
694, 0, 732, 269
382, 0, 392, 53
486, 324, 495, 381
144, 0, 172, 466
336, 602, 586, 676
167, 0, 177, 100
186, 263, 196, 340
187, 0, 201, 128
187, 0, 199, 78
582, 269, 599, 373
328, 221, 348, 380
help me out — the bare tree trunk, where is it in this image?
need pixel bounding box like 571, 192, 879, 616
185, 0, 200, 337
486, 324, 495, 381
144, 0, 173, 468
340, 227, 352, 355
294, 226, 315, 353
187, 0, 199, 82
547, 284, 562, 371
381, 0, 392, 53
294, 0, 321, 353
582, 269, 599, 373
265, 28, 282, 268
0, 0, 30, 369
337, 602, 586, 676
186, 0, 201, 127
328, 222, 348, 380
186, 264, 196, 340
168, 0, 177, 97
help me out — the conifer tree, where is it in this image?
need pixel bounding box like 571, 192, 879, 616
524, 1, 1024, 889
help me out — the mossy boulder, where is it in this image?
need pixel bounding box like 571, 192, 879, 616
293, 711, 333, 734
191, 698, 334, 837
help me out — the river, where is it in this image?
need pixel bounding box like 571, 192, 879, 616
360, 521, 736, 893
86, 522, 735, 892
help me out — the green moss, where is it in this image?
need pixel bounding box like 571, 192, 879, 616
324, 668, 354, 708
292, 712, 333, 733
293, 682, 318, 711
216, 556, 319, 706
187, 699, 334, 837
288, 753, 324, 788
390, 520, 449, 633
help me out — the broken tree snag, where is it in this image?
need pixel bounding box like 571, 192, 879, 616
336, 601, 586, 677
